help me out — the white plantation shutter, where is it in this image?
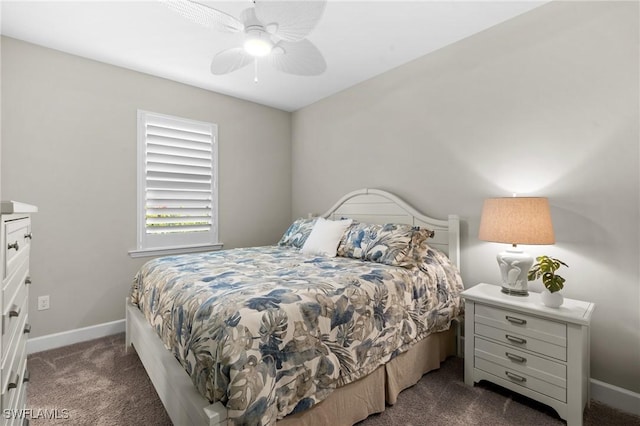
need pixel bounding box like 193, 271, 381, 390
137, 111, 218, 250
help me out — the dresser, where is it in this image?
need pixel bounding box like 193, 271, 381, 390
462, 283, 595, 426
1, 201, 37, 425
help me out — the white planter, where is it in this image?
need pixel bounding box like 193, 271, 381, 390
541, 288, 564, 308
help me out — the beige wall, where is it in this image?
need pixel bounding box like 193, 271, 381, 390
292, 2, 639, 392
1, 37, 292, 338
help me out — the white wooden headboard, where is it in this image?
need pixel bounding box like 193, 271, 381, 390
322, 188, 460, 270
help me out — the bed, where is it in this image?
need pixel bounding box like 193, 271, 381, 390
125, 188, 463, 425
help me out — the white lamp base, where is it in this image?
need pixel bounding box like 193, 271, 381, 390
497, 247, 533, 296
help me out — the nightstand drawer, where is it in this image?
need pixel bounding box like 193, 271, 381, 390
475, 322, 566, 361
475, 337, 566, 388
475, 304, 566, 347
475, 357, 567, 402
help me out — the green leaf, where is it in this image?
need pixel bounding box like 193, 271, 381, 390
527, 255, 568, 291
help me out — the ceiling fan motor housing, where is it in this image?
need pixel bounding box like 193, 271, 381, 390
243, 28, 273, 57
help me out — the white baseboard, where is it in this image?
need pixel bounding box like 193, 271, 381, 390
27, 319, 126, 355
590, 378, 640, 417
26, 319, 640, 418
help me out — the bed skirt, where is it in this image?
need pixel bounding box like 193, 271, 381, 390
278, 327, 457, 425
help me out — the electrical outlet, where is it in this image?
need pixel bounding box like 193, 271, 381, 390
37, 295, 50, 311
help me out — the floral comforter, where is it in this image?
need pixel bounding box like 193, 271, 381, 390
130, 245, 463, 425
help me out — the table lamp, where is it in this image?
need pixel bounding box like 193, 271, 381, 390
478, 197, 555, 296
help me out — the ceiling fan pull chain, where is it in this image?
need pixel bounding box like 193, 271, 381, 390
254, 59, 259, 83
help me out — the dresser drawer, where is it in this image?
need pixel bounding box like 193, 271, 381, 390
4, 218, 31, 281
3, 287, 28, 366
475, 356, 567, 402
3, 257, 28, 327
3, 348, 26, 416
1, 251, 29, 313
475, 304, 566, 347
9, 375, 28, 426
1, 328, 27, 411
475, 337, 566, 388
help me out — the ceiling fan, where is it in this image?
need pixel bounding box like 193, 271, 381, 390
161, 0, 327, 78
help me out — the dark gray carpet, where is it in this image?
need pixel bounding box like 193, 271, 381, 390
27, 333, 171, 425
26, 333, 640, 425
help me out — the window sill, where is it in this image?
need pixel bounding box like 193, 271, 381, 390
128, 243, 224, 258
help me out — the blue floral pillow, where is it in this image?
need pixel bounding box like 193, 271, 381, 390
278, 217, 317, 248
337, 222, 416, 266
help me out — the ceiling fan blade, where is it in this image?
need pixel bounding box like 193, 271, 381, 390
268, 39, 326, 76
210, 48, 254, 75
160, 0, 243, 33
254, 1, 326, 42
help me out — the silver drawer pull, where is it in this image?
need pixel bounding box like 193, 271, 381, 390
505, 334, 527, 344
7, 371, 19, 391
22, 370, 30, 383
505, 371, 527, 383
24, 323, 32, 334
25, 276, 32, 285
505, 352, 527, 363
9, 304, 20, 318
505, 315, 526, 325
24, 232, 33, 240
7, 241, 19, 251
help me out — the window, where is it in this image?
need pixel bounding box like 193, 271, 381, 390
133, 110, 219, 255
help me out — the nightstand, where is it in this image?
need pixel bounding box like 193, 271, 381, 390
462, 283, 595, 426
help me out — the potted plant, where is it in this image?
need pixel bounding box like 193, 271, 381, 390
527, 255, 568, 308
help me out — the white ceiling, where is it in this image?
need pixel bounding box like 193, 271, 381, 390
1, 1, 547, 112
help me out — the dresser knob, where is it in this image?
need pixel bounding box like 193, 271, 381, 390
24, 232, 33, 240
9, 304, 20, 318
505, 352, 527, 363
25, 276, 32, 285
505, 334, 527, 345
7, 371, 19, 390
22, 370, 30, 383
505, 315, 526, 325
24, 323, 32, 334
7, 241, 19, 251
505, 371, 527, 383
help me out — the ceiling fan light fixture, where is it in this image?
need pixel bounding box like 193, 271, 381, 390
243, 31, 273, 57
169, 0, 328, 76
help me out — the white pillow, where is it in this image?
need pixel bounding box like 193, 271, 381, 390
301, 218, 353, 257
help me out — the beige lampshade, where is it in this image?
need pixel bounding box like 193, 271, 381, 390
478, 197, 555, 245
